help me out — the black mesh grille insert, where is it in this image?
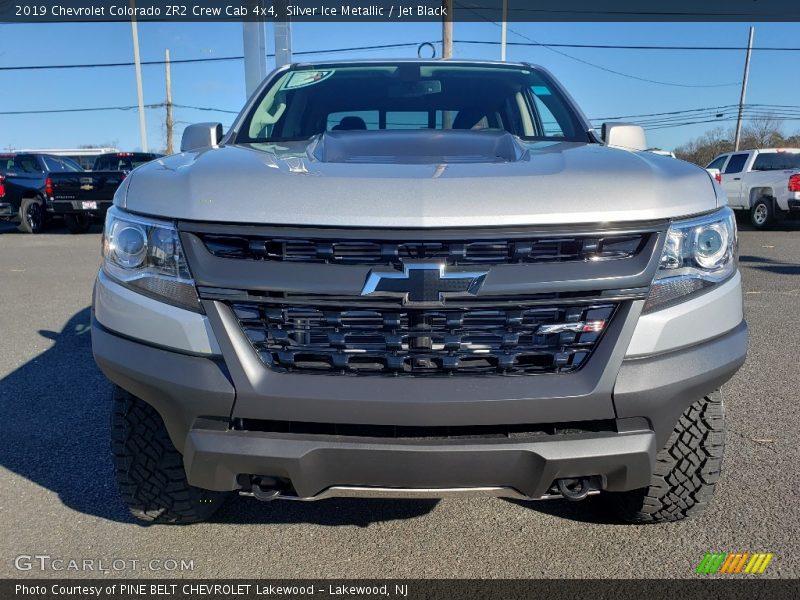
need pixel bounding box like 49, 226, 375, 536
230, 302, 617, 376
201, 233, 648, 266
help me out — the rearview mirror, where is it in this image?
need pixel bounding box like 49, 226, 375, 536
602, 123, 647, 151
181, 122, 223, 152
388, 80, 442, 98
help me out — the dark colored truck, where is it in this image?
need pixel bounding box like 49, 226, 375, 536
0, 152, 158, 234
0, 153, 85, 233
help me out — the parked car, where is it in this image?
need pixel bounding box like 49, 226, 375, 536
705, 148, 800, 228
92, 60, 746, 525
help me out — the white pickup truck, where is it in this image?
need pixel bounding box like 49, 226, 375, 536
705, 148, 800, 229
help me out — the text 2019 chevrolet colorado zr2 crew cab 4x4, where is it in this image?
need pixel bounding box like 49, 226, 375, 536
91, 60, 747, 524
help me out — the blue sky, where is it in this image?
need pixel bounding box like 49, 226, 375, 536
1, 21, 799, 152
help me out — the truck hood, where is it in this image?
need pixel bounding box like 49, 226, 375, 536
121, 136, 720, 227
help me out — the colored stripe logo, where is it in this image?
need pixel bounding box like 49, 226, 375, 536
697, 552, 773, 574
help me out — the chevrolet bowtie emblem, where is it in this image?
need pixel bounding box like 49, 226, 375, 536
361, 262, 488, 305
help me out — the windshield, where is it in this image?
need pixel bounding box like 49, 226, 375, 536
237, 63, 589, 144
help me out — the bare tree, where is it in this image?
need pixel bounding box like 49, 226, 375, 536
675, 117, 794, 166
741, 115, 785, 148
675, 127, 734, 167
78, 141, 120, 149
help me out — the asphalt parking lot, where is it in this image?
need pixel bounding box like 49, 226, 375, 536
1, 218, 798, 579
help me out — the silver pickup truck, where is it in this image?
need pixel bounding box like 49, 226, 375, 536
91, 60, 747, 524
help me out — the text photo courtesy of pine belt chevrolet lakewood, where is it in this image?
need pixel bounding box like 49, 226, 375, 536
91, 60, 748, 525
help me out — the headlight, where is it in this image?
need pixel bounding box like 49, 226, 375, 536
102, 206, 201, 311
644, 207, 737, 312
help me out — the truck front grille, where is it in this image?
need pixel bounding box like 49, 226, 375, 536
200, 232, 648, 266
229, 302, 617, 376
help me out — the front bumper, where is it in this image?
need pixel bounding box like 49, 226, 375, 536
185, 417, 656, 499
92, 309, 747, 497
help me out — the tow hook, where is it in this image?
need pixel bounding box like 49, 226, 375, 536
250, 476, 284, 501
556, 477, 592, 501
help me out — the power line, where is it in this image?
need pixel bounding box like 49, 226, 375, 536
592, 103, 800, 122
0, 102, 238, 116
452, 2, 740, 88
7, 38, 800, 73
0, 104, 146, 115
502, 34, 737, 87
645, 115, 800, 130
0, 42, 423, 72
172, 103, 239, 114
456, 40, 800, 52
594, 103, 743, 120
603, 107, 800, 121
5, 98, 800, 119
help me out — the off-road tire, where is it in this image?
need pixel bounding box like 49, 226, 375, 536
64, 213, 93, 234
750, 197, 775, 229
18, 197, 45, 234
111, 386, 229, 524
601, 391, 725, 523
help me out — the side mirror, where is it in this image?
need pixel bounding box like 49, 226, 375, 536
180, 122, 223, 152
602, 123, 647, 151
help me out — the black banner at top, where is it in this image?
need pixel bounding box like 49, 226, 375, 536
1, 0, 800, 22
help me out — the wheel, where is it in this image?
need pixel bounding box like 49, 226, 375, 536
64, 213, 93, 234
17, 197, 45, 234
599, 391, 725, 523
750, 197, 774, 229
111, 386, 229, 524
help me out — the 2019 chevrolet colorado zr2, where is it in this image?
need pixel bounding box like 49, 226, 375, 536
91, 60, 747, 524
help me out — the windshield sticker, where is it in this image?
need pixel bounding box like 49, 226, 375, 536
282, 70, 334, 90
531, 86, 552, 96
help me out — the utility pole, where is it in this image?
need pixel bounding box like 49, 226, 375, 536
442, 0, 453, 59
274, 0, 293, 68
242, 20, 267, 97
165, 49, 174, 154
734, 26, 754, 152
500, 0, 508, 61
442, 0, 454, 128
129, 0, 148, 152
